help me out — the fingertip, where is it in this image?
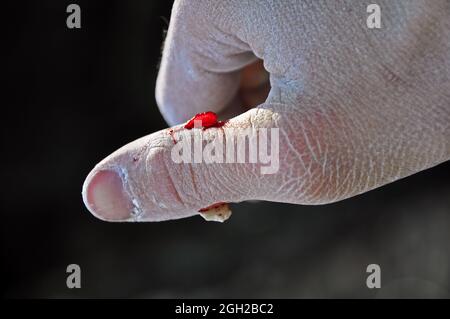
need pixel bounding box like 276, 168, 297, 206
82, 169, 134, 222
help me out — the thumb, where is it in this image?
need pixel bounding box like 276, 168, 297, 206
82, 107, 283, 222
82, 97, 450, 222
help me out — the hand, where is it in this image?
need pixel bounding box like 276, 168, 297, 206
82, 0, 450, 222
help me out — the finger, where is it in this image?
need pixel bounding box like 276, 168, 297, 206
82, 92, 449, 223
82, 107, 283, 222
156, 0, 257, 126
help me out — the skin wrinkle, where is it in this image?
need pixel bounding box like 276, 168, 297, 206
160, 150, 185, 206
208, 166, 236, 200
214, 134, 249, 197
348, 67, 428, 185
187, 163, 200, 201
292, 162, 323, 199
321, 144, 329, 175
305, 168, 334, 202
301, 109, 357, 200
194, 129, 252, 203
335, 161, 354, 202
139, 148, 162, 215
279, 125, 308, 173
299, 121, 320, 166
194, 164, 216, 203
280, 125, 323, 200
276, 105, 353, 201
182, 131, 250, 206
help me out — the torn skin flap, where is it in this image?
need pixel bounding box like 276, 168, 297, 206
199, 202, 232, 223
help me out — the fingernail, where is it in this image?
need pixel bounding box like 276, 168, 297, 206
82, 170, 133, 221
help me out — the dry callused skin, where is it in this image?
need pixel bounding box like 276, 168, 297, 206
199, 203, 232, 223
82, 0, 450, 222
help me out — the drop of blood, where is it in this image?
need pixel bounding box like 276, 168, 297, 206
169, 111, 226, 144
184, 112, 226, 130
168, 129, 177, 144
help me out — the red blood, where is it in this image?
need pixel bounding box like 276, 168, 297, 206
168, 129, 177, 144
184, 112, 226, 130
198, 202, 227, 212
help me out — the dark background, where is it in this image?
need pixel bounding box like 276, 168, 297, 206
3, 0, 450, 298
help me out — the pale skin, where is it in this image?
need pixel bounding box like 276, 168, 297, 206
82, 0, 450, 222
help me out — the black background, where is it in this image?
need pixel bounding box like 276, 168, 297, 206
3, 0, 450, 298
